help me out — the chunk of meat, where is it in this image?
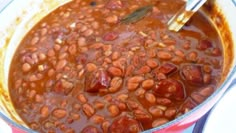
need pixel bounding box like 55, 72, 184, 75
105, 0, 124, 10
109, 116, 143, 133
158, 63, 178, 75
85, 69, 111, 93
153, 79, 186, 100
181, 65, 203, 85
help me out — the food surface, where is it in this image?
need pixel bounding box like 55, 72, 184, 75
8, 0, 223, 132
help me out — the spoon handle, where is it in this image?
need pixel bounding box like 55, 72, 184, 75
168, 0, 207, 32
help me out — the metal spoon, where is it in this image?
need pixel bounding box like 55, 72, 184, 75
168, 0, 207, 32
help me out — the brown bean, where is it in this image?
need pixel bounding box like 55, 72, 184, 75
157, 51, 172, 60
109, 77, 123, 92
91, 21, 99, 29
47, 49, 55, 57
68, 44, 77, 55
112, 51, 121, 60
35, 94, 43, 103
31, 36, 39, 45
149, 106, 164, 117
117, 94, 128, 102
198, 86, 214, 97
101, 121, 110, 133
128, 76, 144, 83
203, 74, 211, 84
80, 25, 88, 32
135, 88, 146, 98
152, 118, 169, 127
146, 59, 159, 68
145, 92, 156, 104
52, 109, 67, 119
127, 82, 139, 91
156, 97, 172, 105
84, 29, 94, 37
191, 92, 205, 104
56, 59, 67, 70
125, 65, 135, 76
164, 108, 177, 118
142, 79, 155, 90
86, 63, 97, 72
82, 126, 99, 133
78, 37, 87, 47
48, 69, 55, 77
108, 66, 123, 77
22, 63, 32, 72
40, 106, 49, 118
134, 109, 152, 122
175, 50, 185, 58
105, 15, 118, 23
72, 103, 81, 111
70, 112, 80, 120
91, 114, 105, 124
108, 104, 120, 117
82, 103, 95, 117
77, 94, 88, 103
38, 53, 47, 61
94, 101, 105, 109
137, 65, 151, 74
187, 51, 198, 62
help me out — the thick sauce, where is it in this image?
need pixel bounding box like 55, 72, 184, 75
9, 0, 223, 133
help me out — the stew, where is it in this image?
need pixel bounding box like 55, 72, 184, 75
9, 0, 223, 132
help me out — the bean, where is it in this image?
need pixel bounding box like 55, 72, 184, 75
82, 103, 95, 117
109, 77, 123, 92
152, 118, 169, 127
149, 106, 164, 117
22, 63, 32, 72
164, 108, 177, 118
30, 122, 40, 130
203, 65, 212, 73
86, 63, 97, 72
78, 37, 87, 47
108, 66, 123, 77
48, 69, 55, 77
40, 106, 49, 118
136, 65, 151, 74
101, 121, 110, 133
91, 21, 99, 29
68, 44, 77, 55
135, 88, 146, 98
191, 92, 205, 104
40, 28, 48, 36
52, 109, 67, 119
157, 51, 172, 60
56, 59, 67, 70
142, 79, 155, 90
94, 101, 105, 109
125, 65, 135, 76
80, 25, 88, 32
145, 92, 156, 104
203, 74, 211, 84
187, 51, 198, 62
70, 112, 80, 120
83, 29, 94, 37
117, 94, 128, 102
82, 126, 99, 133
156, 97, 172, 105
108, 104, 120, 117
35, 94, 43, 103
198, 86, 214, 97
72, 103, 81, 111
105, 15, 118, 23
77, 93, 88, 103
47, 49, 55, 57
127, 82, 139, 91
112, 51, 121, 60
31, 36, 39, 45
146, 59, 158, 68
38, 53, 47, 61
134, 109, 152, 122
91, 114, 105, 124
128, 76, 144, 83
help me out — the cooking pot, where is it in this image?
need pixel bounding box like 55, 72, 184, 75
0, 0, 235, 132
